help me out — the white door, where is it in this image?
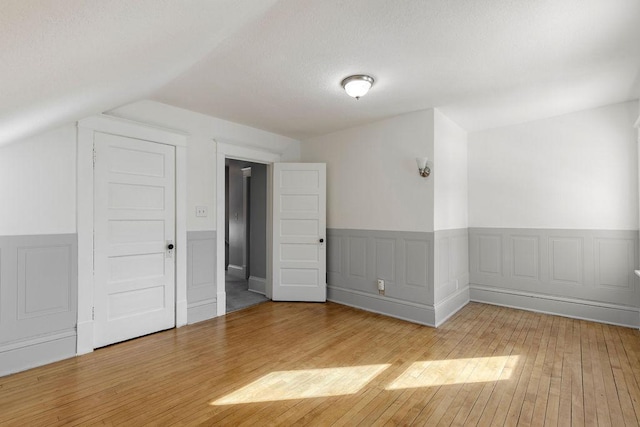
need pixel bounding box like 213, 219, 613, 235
93, 132, 176, 348
272, 163, 326, 301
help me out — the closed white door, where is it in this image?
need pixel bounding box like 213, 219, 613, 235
93, 132, 176, 348
272, 163, 326, 301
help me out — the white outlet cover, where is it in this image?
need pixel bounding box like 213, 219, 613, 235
196, 206, 208, 217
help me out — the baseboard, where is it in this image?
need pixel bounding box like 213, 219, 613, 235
470, 284, 640, 328
328, 285, 436, 327
434, 286, 470, 327
227, 264, 245, 279
0, 330, 76, 377
248, 276, 266, 295
176, 298, 188, 327
76, 321, 94, 355
217, 291, 226, 316
187, 298, 217, 324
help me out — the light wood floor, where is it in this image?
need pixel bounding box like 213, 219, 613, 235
1, 302, 640, 426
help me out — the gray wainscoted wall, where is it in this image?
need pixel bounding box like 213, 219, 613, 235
327, 228, 469, 327
469, 228, 640, 327
187, 230, 217, 324
433, 229, 470, 325
0, 234, 77, 376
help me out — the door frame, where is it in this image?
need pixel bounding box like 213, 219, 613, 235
77, 114, 188, 355
242, 166, 252, 280
215, 142, 281, 315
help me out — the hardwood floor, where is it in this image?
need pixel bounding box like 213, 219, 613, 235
1, 302, 640, 426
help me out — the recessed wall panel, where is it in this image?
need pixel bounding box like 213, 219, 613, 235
512, 236, 539, 279
406, 240, 429, 287
596, 238, 633, 289
327, 236, 341, 273
438, 238, 450, 287
349, 237, 367, 278
549, 237, 582, 284
18, 246, 71, 319
191, 240, 215, 288
451, 235, 469, 279
375, 238, 395, 282
478, 235, 502, 275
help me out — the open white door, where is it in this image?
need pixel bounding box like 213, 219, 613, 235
93, 132, 176, 348
272, 163, 326, 301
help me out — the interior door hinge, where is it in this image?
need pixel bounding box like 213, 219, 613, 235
92, 306, 95, 320
92, 147, 97, 166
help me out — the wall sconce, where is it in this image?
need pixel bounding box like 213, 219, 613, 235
416, 157, 431, 178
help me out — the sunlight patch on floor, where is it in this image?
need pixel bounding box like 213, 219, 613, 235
211, 364, 390, 405
386, 355, 519, 390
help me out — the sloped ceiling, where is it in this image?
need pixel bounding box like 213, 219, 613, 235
0, 0, 278, 146
154, 0, 640, 139
2, 0, 639, 146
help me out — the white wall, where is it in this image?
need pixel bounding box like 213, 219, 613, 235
434, 109, 468, 231
469, 101, 638, 230
108, 100, 301, 231
0, 125, 76, 235
302, 110, 435, 232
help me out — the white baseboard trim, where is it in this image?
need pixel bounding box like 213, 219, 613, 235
227, 264, 245, 279
248, 276, 266, 295
76, 321, 94, 355
328, 285, 436, 327
434, 286, 470, 327
470, 284, 640, 328
187, 298, 217, 324
217, 291, 226, 316
0, 330, 76, 377
176, 298, 188, 327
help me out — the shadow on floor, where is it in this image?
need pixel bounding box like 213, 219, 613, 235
225, 272, 269, 313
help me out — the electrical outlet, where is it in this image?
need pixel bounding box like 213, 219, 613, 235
377, 279, 385, 295
196, 206, 208, 217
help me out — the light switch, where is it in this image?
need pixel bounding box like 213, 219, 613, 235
196, 206, 208, 217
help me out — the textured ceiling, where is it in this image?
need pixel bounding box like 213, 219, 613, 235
2, 0, 639, 145
0, 0, 277, 145
154, 0, 640, 139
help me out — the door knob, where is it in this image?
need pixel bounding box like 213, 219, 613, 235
167, 243, 175, 250
319, 238, 324, 243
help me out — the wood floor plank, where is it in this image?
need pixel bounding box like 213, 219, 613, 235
1, 301, 639, 426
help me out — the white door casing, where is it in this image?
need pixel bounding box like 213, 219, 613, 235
93, 132, 176, 348
272, 163, 326, 302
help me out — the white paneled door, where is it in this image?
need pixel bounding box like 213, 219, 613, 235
272, 163, 326, 301
93, 133, 176, 348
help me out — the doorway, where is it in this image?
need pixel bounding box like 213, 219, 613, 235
225, 158, 269, 312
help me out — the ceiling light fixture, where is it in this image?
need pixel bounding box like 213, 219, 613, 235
341, 75, 374, 99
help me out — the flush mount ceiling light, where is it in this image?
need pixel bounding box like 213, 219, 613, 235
341, 75, 374, 99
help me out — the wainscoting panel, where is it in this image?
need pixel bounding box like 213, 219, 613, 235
0, 234, 77, 376
328, 229, 453, 326
186, 231, 217, 324
469, 228, 640, 327
433, 229, 470, 325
